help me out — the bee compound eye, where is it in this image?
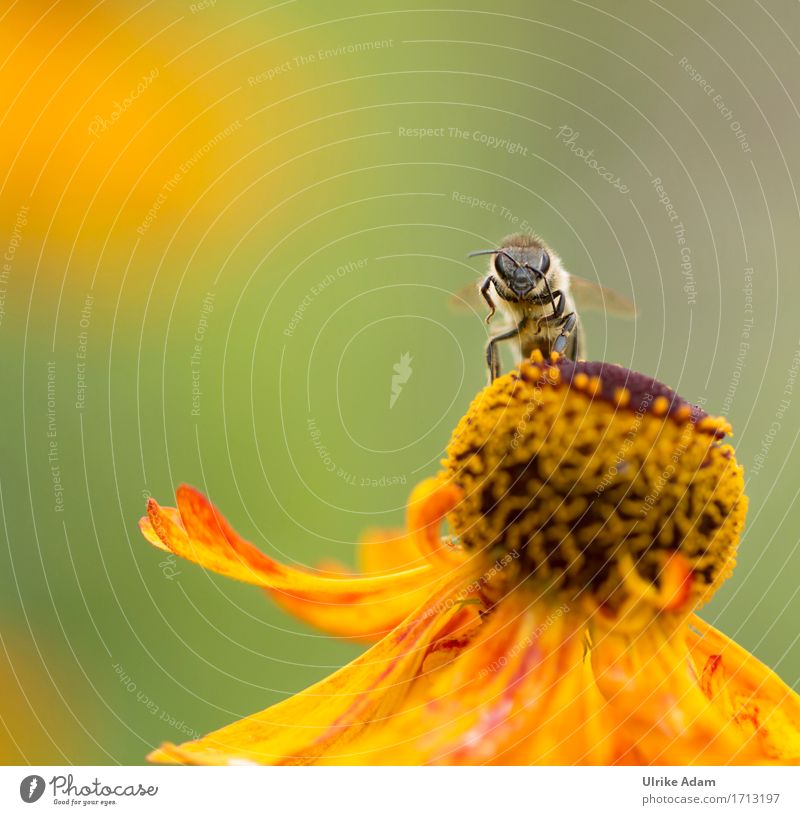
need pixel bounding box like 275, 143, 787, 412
494, 252, 509, 276
540, 250, 550, 273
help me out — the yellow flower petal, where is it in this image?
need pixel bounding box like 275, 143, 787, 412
688, 614, 800, 763
324, 598, 611, 765
269, 584, 438, 643
148, 564, 477, 765
591, 618, 764, 764
406, 477, 464, 564
357, 528, 422, 576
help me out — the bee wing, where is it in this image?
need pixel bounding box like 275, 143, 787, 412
449, 281, 485, 313
568, 275, 637, 318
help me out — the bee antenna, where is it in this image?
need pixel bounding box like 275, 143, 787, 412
469, 249, 524, 271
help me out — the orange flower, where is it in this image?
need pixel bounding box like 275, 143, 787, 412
140, 352, 800, 764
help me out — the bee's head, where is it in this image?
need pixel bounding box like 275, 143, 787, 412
495, 234, 551, 298
470, 233, 552, 300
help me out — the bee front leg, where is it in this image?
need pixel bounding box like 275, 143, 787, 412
480, 276, 498, 324
486, 317, 528, 383
552, 312, 577, 356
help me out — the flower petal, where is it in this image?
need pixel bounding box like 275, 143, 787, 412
140, 485, 463, 640
138, 506, 181, 552
591, 619, 764, 764
324, 599, 610, 765
269, 585, 438, 643
272, 533, 444, 641
688, 614, 800, 763
357, 528, 424, 576
143, 485, 433, 593
406, 477, 464, 564
148, 565, 476, 765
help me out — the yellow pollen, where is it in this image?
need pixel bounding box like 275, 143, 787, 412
652, 396, 670, 416
613, 387, 630, 408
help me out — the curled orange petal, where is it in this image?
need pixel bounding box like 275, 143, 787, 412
142, 485, 432, 597
140, 485, 459, 640
406, 477, 463, 563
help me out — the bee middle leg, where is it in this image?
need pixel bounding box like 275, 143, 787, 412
486, 318, 527, 383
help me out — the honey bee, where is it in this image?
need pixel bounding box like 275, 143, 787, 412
462, 232, 636, 382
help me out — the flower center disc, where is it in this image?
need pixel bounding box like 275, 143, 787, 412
444, 355, 747, 609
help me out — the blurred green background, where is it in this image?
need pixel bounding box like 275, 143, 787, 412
2, 0, 800, 763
